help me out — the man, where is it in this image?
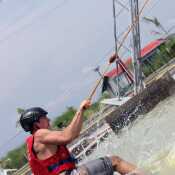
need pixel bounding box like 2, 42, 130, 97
20, 99, 142, 175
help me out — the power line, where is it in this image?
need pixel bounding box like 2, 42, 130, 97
0, 2, 41, 34
0, 0, 71, 44
0, 130, 23, 156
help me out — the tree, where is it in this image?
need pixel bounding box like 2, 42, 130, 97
16, 108, 25, 114
2, 145, 27, 169
52, 107, 76, 128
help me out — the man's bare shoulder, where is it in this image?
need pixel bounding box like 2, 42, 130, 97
33, 128, 71, 145
34, 129, 50, 139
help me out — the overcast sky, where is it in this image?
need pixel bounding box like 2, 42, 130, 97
0, 0, 174, 157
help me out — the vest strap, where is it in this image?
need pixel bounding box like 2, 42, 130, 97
48, 156, 76, 172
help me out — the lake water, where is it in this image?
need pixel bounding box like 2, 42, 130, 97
81, 94, 175, 175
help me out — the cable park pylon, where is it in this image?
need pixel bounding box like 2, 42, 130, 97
111, 0, 134, 101
87, 0, 151, 102
130, 0, 145, 94
111, 0, 145, 98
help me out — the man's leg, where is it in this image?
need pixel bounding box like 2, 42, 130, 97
77, 157, 113, 175
77, 156, 143, 175
110, 156, 143, 175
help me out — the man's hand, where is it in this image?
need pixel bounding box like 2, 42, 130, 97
79, 99, 91, 111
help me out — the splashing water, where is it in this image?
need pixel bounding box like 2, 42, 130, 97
81, 94, 175, 175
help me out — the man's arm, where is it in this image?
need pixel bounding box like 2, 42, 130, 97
35, 99, 91, 145
64, 99, 91, 140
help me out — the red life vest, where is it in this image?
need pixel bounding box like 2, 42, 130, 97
26, 135, 76, 175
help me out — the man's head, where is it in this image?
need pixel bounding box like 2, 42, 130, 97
20, 107, 50, 133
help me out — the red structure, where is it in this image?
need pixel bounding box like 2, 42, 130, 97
102, 38, 166, 97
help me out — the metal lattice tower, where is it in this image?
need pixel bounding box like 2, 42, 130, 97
112, 0, 135, 99
112, 0, 120, 100
130, 0, 144, 94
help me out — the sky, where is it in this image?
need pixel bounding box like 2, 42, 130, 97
0, 0, 174, 157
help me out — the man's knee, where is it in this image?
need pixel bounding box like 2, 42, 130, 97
109, 156, 140, 174
78, 166, 89, 175
109, 155, 123, 167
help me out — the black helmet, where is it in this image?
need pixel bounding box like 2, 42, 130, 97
20, 107, 48, 132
